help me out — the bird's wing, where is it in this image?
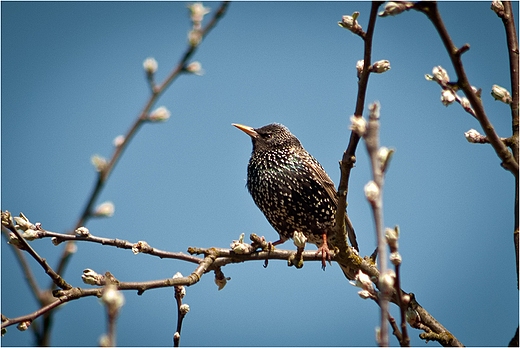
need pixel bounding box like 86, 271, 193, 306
307, 155, 359, 252
306, 155, 339, 206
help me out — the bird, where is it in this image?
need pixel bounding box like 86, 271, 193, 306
232, 122, 358, 273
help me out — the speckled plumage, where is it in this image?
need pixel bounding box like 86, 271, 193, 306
233, 123, 358, 263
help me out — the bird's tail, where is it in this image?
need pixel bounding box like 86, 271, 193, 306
339, 262, 357, 281
346, 214, 359, 252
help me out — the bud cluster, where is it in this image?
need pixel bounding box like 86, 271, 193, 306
356, 59, 391, 78
350, 270, 377, 300
338, 12, 363, 35
292, 230, 307, 248
425, 66, 478, 114
230, 233, 254, 254
12, 213, 41, 241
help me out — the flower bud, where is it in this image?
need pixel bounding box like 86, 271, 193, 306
441, 89, 456, 106
292, 231, 307, 248
132, 240, 151, 254
378, 147, 394, 173
358, 290, 372, 299
113, 135, 125, 147
22, 228, 39, 241
148, 106, 171, 122
464, 129, 486, 143
491, 84, 512, 104
91, 155, 108, 173
75, 226, 90, 237
173, 272, 187, 299
82, 269, 103, 285
1, 210, 12, 228
356, 60, 365, 78
187, 3, 210, 24
143, 57, 158, 75
431, 66, 449, 84
93, 201, 114, 217
364, 181, 379, 203
338, 12, 361, 32
17, 321, 31, 331
99, 335, 110, 347
491, 0, 504, 14
350, 115, 367, 136
188, 29, 203, 47
214, 273, 230, 291
338, 15, 355, 29
379, 270, 395, 297
186, 61, 204, 75
102, 284, 125, 310
179, 303, 190, 315
385, 227, 399, 249
230, 233, 254, 254
13, 213, 34, 232
390, 251, 402, 266
460, 97, 471, 110
378, 1, 411, 17
371, 60, 391, 73
350, 270, 374, 292
8, 233, 24, 249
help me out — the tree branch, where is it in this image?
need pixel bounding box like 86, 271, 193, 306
414, 1, 518, 177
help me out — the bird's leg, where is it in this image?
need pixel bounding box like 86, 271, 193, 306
316, 233, 332, 270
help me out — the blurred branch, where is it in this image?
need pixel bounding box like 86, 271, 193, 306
1, 288, 101, 330
361, 102, 391, 346
0, 3, 230, 345
56, 0, 230, 278
1, 227, 42, 303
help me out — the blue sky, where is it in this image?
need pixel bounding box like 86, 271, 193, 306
1, 1, 518, 346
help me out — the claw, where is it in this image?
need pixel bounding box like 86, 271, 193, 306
264, 240, 284, 268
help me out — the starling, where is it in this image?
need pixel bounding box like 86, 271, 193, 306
233, 123, 358, 271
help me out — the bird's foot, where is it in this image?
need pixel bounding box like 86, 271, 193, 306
316, 233, 332, 270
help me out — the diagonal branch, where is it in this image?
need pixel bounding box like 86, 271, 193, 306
414, 1, 518, 177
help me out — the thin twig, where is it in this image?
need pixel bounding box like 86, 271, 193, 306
38, 229, 203, 264
53, 0, 230, 282
1, 218, 71, 291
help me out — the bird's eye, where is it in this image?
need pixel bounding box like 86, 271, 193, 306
263, 133, 272, 139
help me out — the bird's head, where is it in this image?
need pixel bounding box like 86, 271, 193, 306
232, 123, 302, 153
